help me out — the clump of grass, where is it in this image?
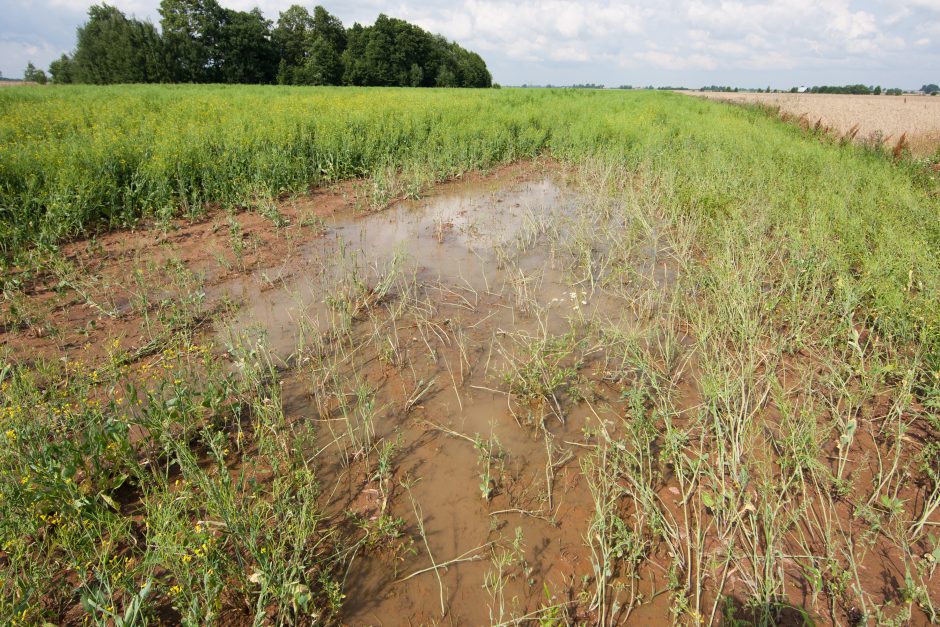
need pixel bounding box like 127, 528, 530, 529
0, 333, 353, 624
498, 329, 583, 426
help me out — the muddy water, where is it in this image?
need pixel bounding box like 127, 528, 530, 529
216, 175, 672, 624
219, 177, 660, 359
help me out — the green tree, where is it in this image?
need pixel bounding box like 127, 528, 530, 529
341, 23, 369, 85
217, 8, 276, 83
435, 64, 457, 87
300, 6, 346, 85
274, 5, 345, 85
72, 4, 166, 84
49, 55, 76, 84
311, 6, 346, 52
159, 0, 225, 82
275, 58, 293, 85
23, 62, 48, 84
50, 2, 492, 88
339, 14, 490, 88
297, 36, 343, 84
408, 63, 423, 87
273, 4, 314, 71
453, 48, 491, 87
382, 19, 428, 86
361, 14, 396, 85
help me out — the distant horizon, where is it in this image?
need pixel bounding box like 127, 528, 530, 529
1, 77, 936, 93
3, 0, 939, 89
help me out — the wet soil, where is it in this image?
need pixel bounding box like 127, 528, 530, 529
211, 169, 939, 625
229, 173, 649, 624
0, 162, 547, 367
4, 160, 939, 625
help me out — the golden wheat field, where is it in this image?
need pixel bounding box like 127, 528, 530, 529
691, 91, 940, 156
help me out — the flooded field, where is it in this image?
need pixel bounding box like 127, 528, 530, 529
217, 171, 678, 623
3, 88, 940, 626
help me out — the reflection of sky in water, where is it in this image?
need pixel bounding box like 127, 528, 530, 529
216, 177, 670, 358
218, 178, 570, 354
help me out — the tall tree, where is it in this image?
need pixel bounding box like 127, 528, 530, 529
343, 15, 427, 87
341, 23, 369, 86
408, 63, 423, 87
454, 49, 491, 88
298, 36, 343, 85
159, 0, 225, 82
302, 6, 346, 85
273, 4, 314, 83
217, 8, 276, 83
273, 5, 345, 85
435, 64, 456, 88
49, 55, 76, 84
24, 62, 48, 84
72, 4, 167, 84
311, 6, 346, 52
387, 20, 430, 86
52, 2, 492, 88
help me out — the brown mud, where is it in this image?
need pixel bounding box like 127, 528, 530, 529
3, 160, 939, 625
0, 162, 542, 366
229, 173, 656, 624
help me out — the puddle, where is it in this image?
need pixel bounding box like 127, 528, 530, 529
218, 177, 671, 359
214, 174, 675, 623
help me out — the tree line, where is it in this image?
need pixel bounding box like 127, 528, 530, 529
44, 1, 491, 88
700, 85, 907, 95
803, 85, 902, 95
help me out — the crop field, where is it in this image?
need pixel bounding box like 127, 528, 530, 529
1, 85, 940, 625
691, 91, 940, 158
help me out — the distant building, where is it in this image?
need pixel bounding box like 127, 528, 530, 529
797, 86, 808, 93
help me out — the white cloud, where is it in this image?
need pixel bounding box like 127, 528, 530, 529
43, 0, 158, 20
635, 50, 717, 70
2, 0, 938, 85
0, 35, 62, 79
404, 0, 644, 63
906, 0, 940, 10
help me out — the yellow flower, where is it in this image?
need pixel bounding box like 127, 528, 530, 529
4, 429, 15, 442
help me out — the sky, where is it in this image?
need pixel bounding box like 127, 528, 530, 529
2, 0, 939, 88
